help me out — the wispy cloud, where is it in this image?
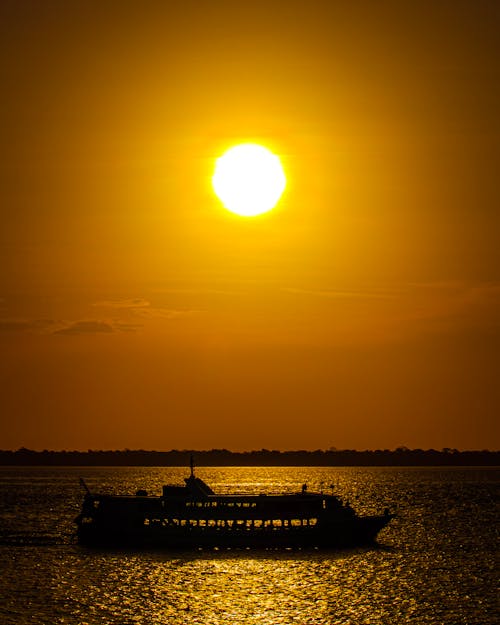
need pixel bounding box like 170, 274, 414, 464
151, 287, 244, 296
0, 319, 60, 333
0, 298, 196, 337
54, 321, 114, 335
393, 281, 500, 325
132, 307, 198, 320
93, 298, 199, 320
112, 322, 143, 332
0, 315, 144, 336
283, 287, 396, 299
92, 298, 151, 309
284, 281, 500, 306
280, 281, 500, 341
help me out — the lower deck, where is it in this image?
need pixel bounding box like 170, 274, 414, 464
77, 513, 391, 549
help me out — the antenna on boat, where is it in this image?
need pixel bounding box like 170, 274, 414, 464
190, 454, 195, 478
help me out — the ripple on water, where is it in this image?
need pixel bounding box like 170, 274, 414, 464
0, 466, 498, 624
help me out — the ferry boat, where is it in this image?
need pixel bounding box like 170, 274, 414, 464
75, 460, 394, 549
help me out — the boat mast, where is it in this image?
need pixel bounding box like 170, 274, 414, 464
190, 454, 195, 478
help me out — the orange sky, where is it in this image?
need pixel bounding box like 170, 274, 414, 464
1, 1, 499, 451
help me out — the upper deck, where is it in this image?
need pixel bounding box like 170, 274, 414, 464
79, 461, 355, 523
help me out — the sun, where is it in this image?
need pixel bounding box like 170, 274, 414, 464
212, 143, 286, 217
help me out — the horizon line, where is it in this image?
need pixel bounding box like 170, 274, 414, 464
3, 447, 499, 454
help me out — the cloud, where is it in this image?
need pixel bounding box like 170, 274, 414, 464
282, 287, 396, 299
284, 281, 500, 309
92, 298, 197, 320
0, 320, 33, 332
152, 287, 244, 296
393, 281, 500, 325
280, 281, 500, 343
132, 307, 198, 320
0, 315, 142, 336
0, 319, 60, 333
54, 321, 114, 335
112, 322, 143, 332
93, 298, 151, 309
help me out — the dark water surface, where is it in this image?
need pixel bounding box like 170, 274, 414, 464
0, 466, 498, 624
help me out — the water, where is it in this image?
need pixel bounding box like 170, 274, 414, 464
0, 466, 498, 624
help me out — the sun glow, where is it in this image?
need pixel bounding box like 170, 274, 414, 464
212, 143, 286, 216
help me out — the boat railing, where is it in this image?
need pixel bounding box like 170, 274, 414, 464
208, 487, 323, 497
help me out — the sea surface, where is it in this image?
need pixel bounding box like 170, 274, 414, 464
0, 466, 497, 624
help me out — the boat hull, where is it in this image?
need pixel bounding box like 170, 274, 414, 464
77, 514, 393, 550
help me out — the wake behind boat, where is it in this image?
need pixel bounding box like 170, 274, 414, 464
75, 460, 394, 549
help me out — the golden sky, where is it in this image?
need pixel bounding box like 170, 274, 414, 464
1, 1, 499, 450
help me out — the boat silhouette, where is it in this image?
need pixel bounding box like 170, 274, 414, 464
75, 458, 394, 549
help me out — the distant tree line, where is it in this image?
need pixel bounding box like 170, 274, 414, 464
0, 447, 498, 466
